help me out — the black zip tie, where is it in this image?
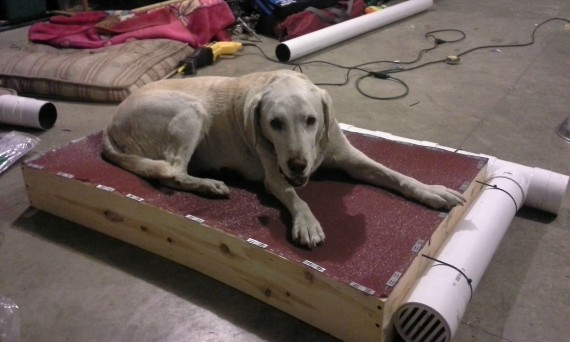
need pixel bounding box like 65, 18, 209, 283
422, 254, 473, 301
476, 180, 519, 212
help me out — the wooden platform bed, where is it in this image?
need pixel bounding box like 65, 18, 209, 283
22, 129, 487, 341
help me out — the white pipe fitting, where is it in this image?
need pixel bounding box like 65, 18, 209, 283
462, 155, 568, 215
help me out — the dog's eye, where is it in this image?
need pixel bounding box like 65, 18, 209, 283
306, 116, 316, 126
270, 118, 283, 130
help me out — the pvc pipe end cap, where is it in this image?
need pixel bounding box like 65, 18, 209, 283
395, 302, 452, 342
527, 168, 569, 214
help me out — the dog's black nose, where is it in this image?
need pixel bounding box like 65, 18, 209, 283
288, 157, 307, 174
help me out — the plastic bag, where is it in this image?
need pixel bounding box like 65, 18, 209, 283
0, 132, 39, 175
0, 295, 20, 342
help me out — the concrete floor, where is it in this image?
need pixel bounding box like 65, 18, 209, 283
1, 1, 569, 341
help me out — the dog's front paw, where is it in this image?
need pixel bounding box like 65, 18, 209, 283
418, 184, 466, 210
292, 211, 326, 248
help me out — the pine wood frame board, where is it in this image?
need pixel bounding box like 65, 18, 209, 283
22, 130, 487, 341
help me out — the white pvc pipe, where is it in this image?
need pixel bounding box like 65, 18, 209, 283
338, 124, 569, 341
0, 94, 57, 130
275, 0, 433, 62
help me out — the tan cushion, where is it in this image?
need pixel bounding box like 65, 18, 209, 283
0, 39, 192, 102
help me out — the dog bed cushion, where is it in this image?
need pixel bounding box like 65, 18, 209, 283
0, 39, 192, 102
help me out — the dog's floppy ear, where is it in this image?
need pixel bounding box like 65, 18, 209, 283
318, 87, 334, 150
243, 90, 270, 151
243, 73, 289, 151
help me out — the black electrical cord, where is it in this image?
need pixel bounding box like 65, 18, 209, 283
244, 27, 465, 90
243, 27, 463, 90
243, 17, 569, 100
457, 17, 566, 58
355, 72, 409, 100
361, 17, 569, 98
244, 28, 467, 99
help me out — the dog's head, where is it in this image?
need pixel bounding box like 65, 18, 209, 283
244, 73, 334, 187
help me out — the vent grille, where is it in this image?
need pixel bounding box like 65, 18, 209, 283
394, 303, 450, 342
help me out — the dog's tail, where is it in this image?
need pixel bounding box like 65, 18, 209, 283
101, 130, 174, 179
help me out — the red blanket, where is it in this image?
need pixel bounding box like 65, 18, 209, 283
29, 0, 234, 48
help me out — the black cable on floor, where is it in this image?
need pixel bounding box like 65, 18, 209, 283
243, 17, 569, 100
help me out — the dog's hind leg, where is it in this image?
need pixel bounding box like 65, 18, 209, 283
157, 105, 230, 197
160, 174, 229, 197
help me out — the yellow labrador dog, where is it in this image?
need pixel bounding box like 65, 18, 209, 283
102, 70, 465, 247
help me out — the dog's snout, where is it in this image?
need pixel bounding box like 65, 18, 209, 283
288, 157, 307, 174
